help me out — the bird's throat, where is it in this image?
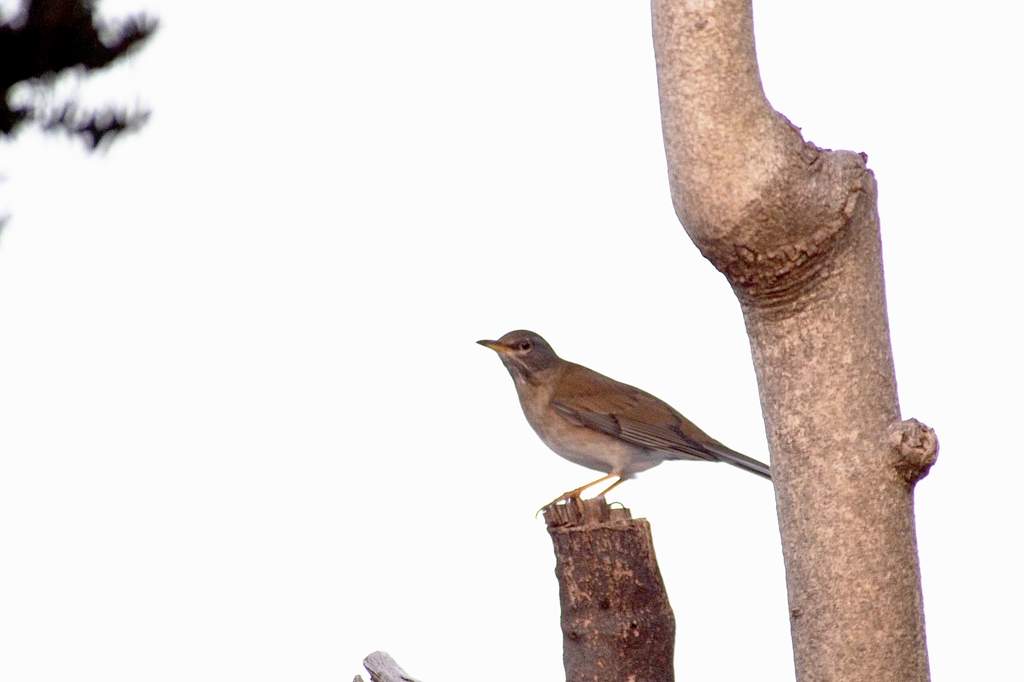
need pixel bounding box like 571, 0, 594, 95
505, 361, 534, 386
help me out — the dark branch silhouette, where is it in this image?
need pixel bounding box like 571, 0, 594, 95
0, 0, 156, 149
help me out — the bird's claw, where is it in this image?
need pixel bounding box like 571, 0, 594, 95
535, 491, 580, 518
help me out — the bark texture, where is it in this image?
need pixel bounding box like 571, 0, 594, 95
543, 497, 675, 682
651, 1, 937, 680
355, 651, 421, 682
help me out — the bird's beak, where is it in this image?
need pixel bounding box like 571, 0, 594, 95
477, 339, 510, 354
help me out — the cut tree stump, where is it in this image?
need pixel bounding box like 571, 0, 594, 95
543, 497, 675, 681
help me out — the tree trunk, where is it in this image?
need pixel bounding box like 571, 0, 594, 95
650, 1, 938, 680
543, 497, 675, 682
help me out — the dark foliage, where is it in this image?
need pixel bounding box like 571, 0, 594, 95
0, 0, 156, 149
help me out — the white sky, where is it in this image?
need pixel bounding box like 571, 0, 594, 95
1, 1, 1022, 680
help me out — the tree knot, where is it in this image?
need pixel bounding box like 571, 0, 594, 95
723, 148, 873, 318
888, 418, 938, 484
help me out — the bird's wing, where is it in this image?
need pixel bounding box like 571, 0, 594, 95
551, 363, 718, 462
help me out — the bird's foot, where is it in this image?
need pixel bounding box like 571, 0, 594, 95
535, 490, 581, 518
535, 473, 623, 517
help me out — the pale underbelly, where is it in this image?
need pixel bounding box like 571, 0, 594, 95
530, 415, 665, 476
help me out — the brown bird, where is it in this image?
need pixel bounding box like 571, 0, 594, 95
478, 330, 770, 507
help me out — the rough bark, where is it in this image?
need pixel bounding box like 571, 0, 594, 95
543, 497, 675, 682
651, 1, 937, 680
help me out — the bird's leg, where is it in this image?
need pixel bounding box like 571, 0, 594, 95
595, 475, 626, 499
537, 472, 619, 515
556, 472, 618, 503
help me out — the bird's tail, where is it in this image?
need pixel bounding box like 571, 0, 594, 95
703, 442, 772, 480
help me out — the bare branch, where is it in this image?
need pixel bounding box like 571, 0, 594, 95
652, 1, 933, 679
653, 0, 868, 310
361, 651, 422, 682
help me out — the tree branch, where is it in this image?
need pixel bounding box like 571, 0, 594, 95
653, 0, 866, 311
652, 1, 934, 679
543, 497, 675, 682
356, 651, 421, 682
0, 0, 157, 146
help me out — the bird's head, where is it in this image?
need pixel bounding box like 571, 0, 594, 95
477, 330, 560, 381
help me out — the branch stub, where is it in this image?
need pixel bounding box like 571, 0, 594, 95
889, 418, 939, 484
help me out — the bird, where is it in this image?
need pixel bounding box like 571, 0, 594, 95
478, 330, 770, 508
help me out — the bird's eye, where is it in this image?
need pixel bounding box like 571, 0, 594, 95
518, 341, 532, 352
